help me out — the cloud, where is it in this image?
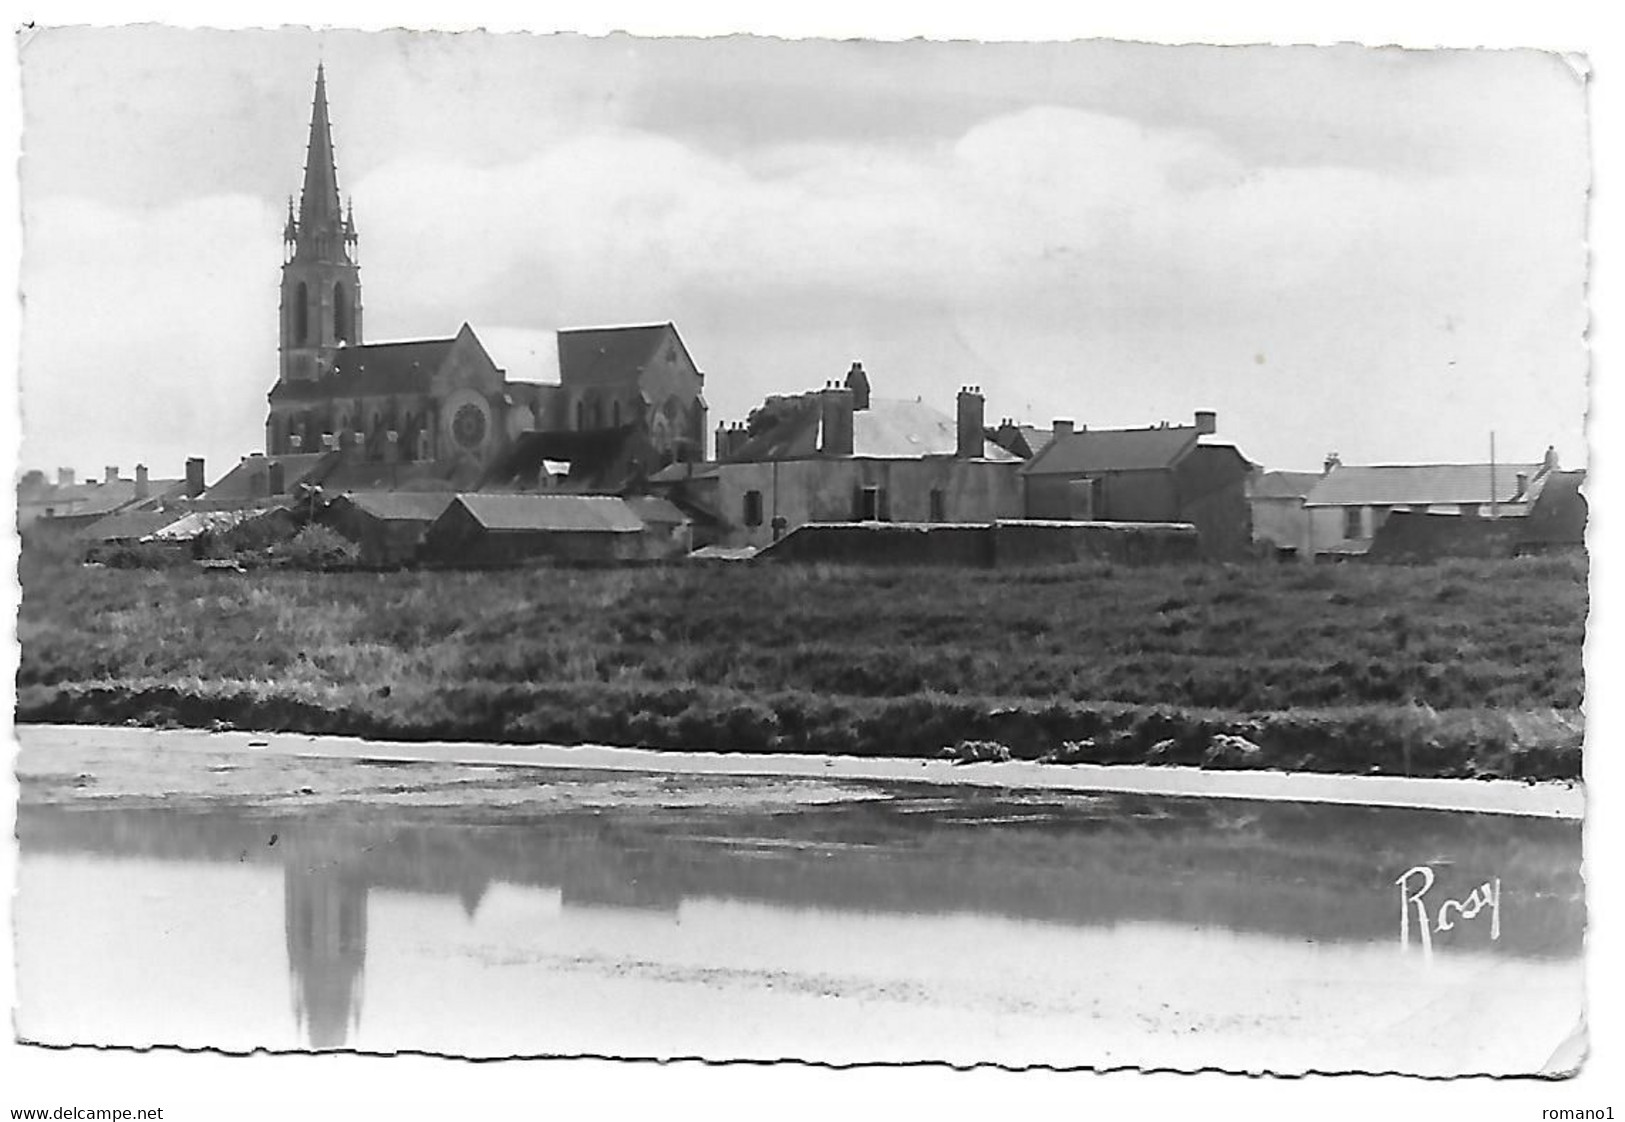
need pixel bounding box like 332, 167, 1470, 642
21, 194, 281, 476
20, 91, 1588, 476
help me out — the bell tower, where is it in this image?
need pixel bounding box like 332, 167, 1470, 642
279, 63, 363, 387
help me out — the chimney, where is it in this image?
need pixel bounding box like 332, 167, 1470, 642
715, 421, 731, 462
268, 461, 286, 495
104, 465, 119, 484
820, 382, 855, 456
57, 467, 75, 487
845, 361, 872, 411
1515, 471, 1529, 499
1543, 445, 1560, 472
956, 386, 985, 458
1323, 452, 1342, 475
1194, 410, 1217, 436
1053, 419, 1075, 439
185, 457, 206, 498
135, 464, 150, 499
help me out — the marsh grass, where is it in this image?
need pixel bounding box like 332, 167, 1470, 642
15, 546, 1587, 775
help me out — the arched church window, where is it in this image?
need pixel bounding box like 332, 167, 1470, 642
294, 282, 309, 345
575, 401, 585, 431
334, 283, 350, 343
612, 401, 622, 428
592, 399, 604, 429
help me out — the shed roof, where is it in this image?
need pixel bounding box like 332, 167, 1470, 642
623, 495, 691, 525
1020, 425, 1199, 476
338, 491, 457, 522
1304, 462, 1544, 507
452, 494, 648, 533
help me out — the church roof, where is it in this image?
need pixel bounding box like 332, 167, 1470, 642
557, 323, 682, 385
269, 339, 451, 401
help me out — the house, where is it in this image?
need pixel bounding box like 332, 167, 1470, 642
1017, 412, 1254, 559
651, 366, 1023, 551
1248, 469, 1323, 558
319, 491, 458, 566
19, 464, 193, 533
419, 494, 692, 566
1516, 469, 1586, 555
1302, 453, 1553, 559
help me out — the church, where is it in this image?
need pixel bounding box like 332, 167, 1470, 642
260, 65, 709, 493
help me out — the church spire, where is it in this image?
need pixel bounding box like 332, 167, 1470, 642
292, 63, 351, 263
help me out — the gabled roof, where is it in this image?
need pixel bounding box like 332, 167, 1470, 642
1250, 470, 1324, 500
730, 396, 1017, 461
268, 338, 452, 401
1020, 425, 1199, 476
1518, 469, 1586, 546
450, 494, 648, 533
336, 491, 457, 522
202, 453, 337, 502
1304, 462, 1545, 508
1016, 425, 1054, 460
557, 323, 684, 386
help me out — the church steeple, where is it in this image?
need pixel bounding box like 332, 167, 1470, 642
274, 63, 364, 407
288, 63, 356, 265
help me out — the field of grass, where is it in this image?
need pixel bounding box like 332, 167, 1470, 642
14, 536, 1589, 778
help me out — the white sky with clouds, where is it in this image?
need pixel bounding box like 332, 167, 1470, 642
16, 28, 1590, 480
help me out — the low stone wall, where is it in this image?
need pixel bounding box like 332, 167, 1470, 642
992, 519, 1201, 566
1366, 510, 1522, 562
759, 519, 1201, 566
760, 521, 994, 566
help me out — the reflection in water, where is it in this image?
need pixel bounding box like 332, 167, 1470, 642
14, 781, 1586, 1066
283, 831, 368, 1050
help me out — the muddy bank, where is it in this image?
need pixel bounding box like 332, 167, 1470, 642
14, 679, 1583, 780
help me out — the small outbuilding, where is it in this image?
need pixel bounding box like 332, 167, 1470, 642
320, 491, 457, 566
420, 493, 691, 566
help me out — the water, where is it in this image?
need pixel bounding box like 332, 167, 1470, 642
14, 743, 1584, 1073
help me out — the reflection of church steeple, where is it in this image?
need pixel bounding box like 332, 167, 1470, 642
283, 839, 369, 1050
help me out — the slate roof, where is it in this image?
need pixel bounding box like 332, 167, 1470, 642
268, 338, 451, 401
337, 491, 457, 523
1303, 463, 1544, 507
1020, 425, 1200, 476
451, 494, 649, 533
1020, 426, 1054, 459
202, 453, 337, 502
1250, 470, 1324, 500
623, 496, 691, 525
731, 396, 1017, 461
80, 509, 183, 543
557, 324, 680, 385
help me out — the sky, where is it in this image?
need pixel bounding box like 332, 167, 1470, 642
16, 26, 1592, 480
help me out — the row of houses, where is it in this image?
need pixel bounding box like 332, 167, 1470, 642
22, 339, 1584, 568
1250, 450, 1585, 561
